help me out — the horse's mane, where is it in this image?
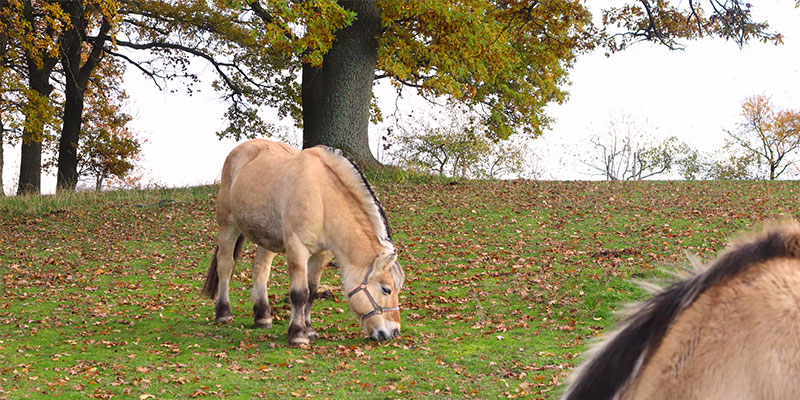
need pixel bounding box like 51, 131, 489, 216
315, 145, 393, 246
563, 222, 800, 400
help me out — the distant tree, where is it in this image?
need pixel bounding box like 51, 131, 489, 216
706, 146, 760, 180
390, 106, 533, 179
582, 116, 686, 180
76, 121, 142, 191
676, 142, 761, 180
75, 77, 142, 191
725, 94, 800, 180
676, 146, 704, 180
474, 140, 539, 180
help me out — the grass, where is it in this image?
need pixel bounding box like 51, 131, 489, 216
2, 177, 800, 399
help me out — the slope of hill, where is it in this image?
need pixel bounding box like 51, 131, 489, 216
1, 178, 798, 398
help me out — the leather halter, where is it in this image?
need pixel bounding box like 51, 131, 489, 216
347, 263, 399, 321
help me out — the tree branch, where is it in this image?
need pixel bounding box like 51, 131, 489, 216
105, 49, 163, 90
97, 36, 244, 95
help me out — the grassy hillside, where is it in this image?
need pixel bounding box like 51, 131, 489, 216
1, 177, 799, 399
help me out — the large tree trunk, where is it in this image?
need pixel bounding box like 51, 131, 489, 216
301, 63, 323, 150
55, 5, 109, 192
17, 64, 54, 195
16, 0, 57, 195
0, 26, 6, 197
56, 73, 84, 191
0, 112, 4, 197
301, 0, 380, 167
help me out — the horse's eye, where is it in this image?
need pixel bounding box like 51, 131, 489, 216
381, 286, 392, 295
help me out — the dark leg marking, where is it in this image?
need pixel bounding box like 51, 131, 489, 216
290, 288, 310, 305
215, 300, 233, 323
288, 288, 310, 345
253, 300, 272, 329
305, 282, 319, 340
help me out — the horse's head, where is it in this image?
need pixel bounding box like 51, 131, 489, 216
347, 248, 405, 341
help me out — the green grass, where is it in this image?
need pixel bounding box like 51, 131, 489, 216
2, 177, 800, 399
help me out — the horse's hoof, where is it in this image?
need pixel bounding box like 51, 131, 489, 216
289, 335, 310, 346
254, 319, 272, 329
307, 330, 320, 341
215, 302, 233, 323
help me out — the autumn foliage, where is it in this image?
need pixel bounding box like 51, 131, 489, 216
727, 94, 800, 180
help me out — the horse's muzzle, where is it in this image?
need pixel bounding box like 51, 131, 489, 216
372, 327, 401, 341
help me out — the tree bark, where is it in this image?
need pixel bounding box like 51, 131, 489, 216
57, 75, 83, 191
301, 63, 323, 150
55, 5, 109, 192
301, 0, 380, 167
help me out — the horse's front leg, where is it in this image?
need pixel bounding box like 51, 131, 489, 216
252, 246, 276, 329
286, 240, 311, 346
305, 251, 333, 341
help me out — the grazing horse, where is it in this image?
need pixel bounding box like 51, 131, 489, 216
563, 223, 800, 400
201, 139, 405, 345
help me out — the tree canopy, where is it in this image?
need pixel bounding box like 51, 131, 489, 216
0, 0, 792, 193
205, 0, 786, 164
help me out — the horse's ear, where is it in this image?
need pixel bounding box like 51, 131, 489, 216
375, 249, 404, 290
375, 250, 398, 272
392, 260, 405, 291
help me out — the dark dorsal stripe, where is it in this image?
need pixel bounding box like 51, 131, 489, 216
564, 225, 800, 400
317, 145, 393, 242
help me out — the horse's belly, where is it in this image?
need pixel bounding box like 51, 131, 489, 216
235, 213, 286, 253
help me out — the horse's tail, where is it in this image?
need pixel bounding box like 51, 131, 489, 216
201, 234, 246, 299
563, 222, 800, 400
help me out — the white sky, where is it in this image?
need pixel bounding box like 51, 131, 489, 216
2, 1, 799, 193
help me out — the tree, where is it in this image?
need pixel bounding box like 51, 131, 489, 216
42, 58, 142, 191
54, 0, 114, 191
1, 0, 65, 194
389, 106, 534, 179
726, 94, 800, 180
706, 146, 760, 180
75, 115, 142, 191
2, 0, 264, 193
216, 0, 783, 167
0, 20, 7, 195
232, 0, 596, 166
581, 116, 686, 180
3, 0, 786, 193
677, 144, 761, 180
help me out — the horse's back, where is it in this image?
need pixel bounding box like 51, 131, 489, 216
221, 139, 299, 184
625, 255, 800, 399
217, 140, 330, 252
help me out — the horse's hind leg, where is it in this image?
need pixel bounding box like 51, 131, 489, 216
305, 251, 333, 341
252, 246, 276, 329
214, 230, 244, 323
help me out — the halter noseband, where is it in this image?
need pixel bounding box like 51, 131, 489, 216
346, 263, 400, 321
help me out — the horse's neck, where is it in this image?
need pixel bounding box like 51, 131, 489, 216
328, 232, 383, 291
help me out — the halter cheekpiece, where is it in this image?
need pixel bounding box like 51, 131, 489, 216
347, 262, 399, 321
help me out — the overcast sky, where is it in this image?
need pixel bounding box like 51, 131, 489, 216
3, 1, 799, 193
